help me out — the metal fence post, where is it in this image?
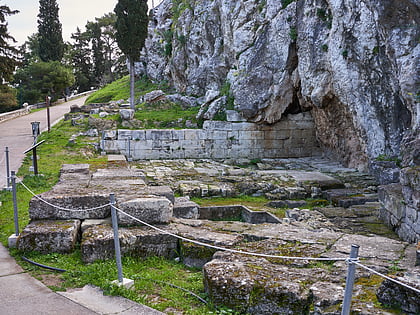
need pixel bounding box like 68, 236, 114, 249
5, 147, 10, 189
341, 244, 359, 315
110, 193, 123, 283
11, 171, 19, 236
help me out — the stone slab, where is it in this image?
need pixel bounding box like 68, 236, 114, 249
29, 193, 111, 220
81, 225, 178, 263
17, 220, 81, 253
117, 197, 173, 225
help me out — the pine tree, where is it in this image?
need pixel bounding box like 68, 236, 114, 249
115, 0, 149, 109
38, 0, 64, 62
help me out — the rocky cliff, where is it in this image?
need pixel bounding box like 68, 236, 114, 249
139, 0, 419, 169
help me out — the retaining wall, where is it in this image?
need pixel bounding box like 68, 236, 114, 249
379, 167, 420, 243
100, 112, 320, 160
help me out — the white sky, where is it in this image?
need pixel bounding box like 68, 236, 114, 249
2, 0, 162, 46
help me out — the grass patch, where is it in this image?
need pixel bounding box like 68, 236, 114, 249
135, 102, 200, 129
85, 76, 170, 105
192, 195, 269, 208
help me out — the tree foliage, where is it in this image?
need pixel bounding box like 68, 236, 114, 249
0, 5, 20, 110
14, 61, 75, 104
38, 0, 64, 62
70, 27, 93, 92
115, 0, 148, 109
114, 0, 148, 62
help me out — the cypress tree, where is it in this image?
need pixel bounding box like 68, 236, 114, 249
114, 0, 148, 109
38, 0, 64, 62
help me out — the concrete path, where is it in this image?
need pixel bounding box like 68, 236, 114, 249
0, 96, 87, 189
0, 97, 164, 314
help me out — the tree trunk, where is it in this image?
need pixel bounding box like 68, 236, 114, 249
129, 58, 135, 110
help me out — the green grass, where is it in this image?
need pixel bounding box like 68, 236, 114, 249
0, 119, 107, 246
85, 75, 201, 129
12, 250, 215, 314
85, 76, 170, 104
135, 102, 200, 128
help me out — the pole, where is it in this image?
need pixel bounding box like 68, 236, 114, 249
110, 194, 123, 283
46, 96, 51, 132
341, 244, 360, 315
5, 147, 10, 189
33, 146, 38, 175
11, 171, 19, 236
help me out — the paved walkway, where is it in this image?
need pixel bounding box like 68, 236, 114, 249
0, 96, 88, 188
0, 97, 163, 314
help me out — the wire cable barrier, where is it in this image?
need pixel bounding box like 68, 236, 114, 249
16, 179, 420, 296
18, 179, 111, 212
115, 206, 346, 261
354, 261, 420, 294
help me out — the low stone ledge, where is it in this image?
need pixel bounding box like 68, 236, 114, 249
17, 220, 80, 253
116, 197, 173, 225
29, 193, 111, 220
81, 224, 178, 263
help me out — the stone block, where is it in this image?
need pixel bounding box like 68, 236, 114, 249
81, 225, 178, 263
131, 130, 146, 140
226, 110, 246, 122
231, 122, 256, 131
203, 121, 231, 130
117, 197, 173, 225
378, 184, 405, 222
17, 220, 80, 253
173, 197, 199, 219
184, 129, 199, 140
102, 130, 117, 140
60, 164, 90, 175
29, 193, 111, 220
81, 218, 112, 233
203, 252, 317, 314
100, 140, 120, 153
264, 130, 290, 140
119, 109, 134, 121
369, 161, 400, 185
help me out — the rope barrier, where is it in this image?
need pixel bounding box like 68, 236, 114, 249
114, 206, 347, 262
18, 179, 111, 212
354, 261, 420, 294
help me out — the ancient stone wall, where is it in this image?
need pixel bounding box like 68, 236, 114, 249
100, 112, 320, 160
379, 167, 420, 243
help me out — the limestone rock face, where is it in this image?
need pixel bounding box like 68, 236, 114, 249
141, 0, 419, 169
